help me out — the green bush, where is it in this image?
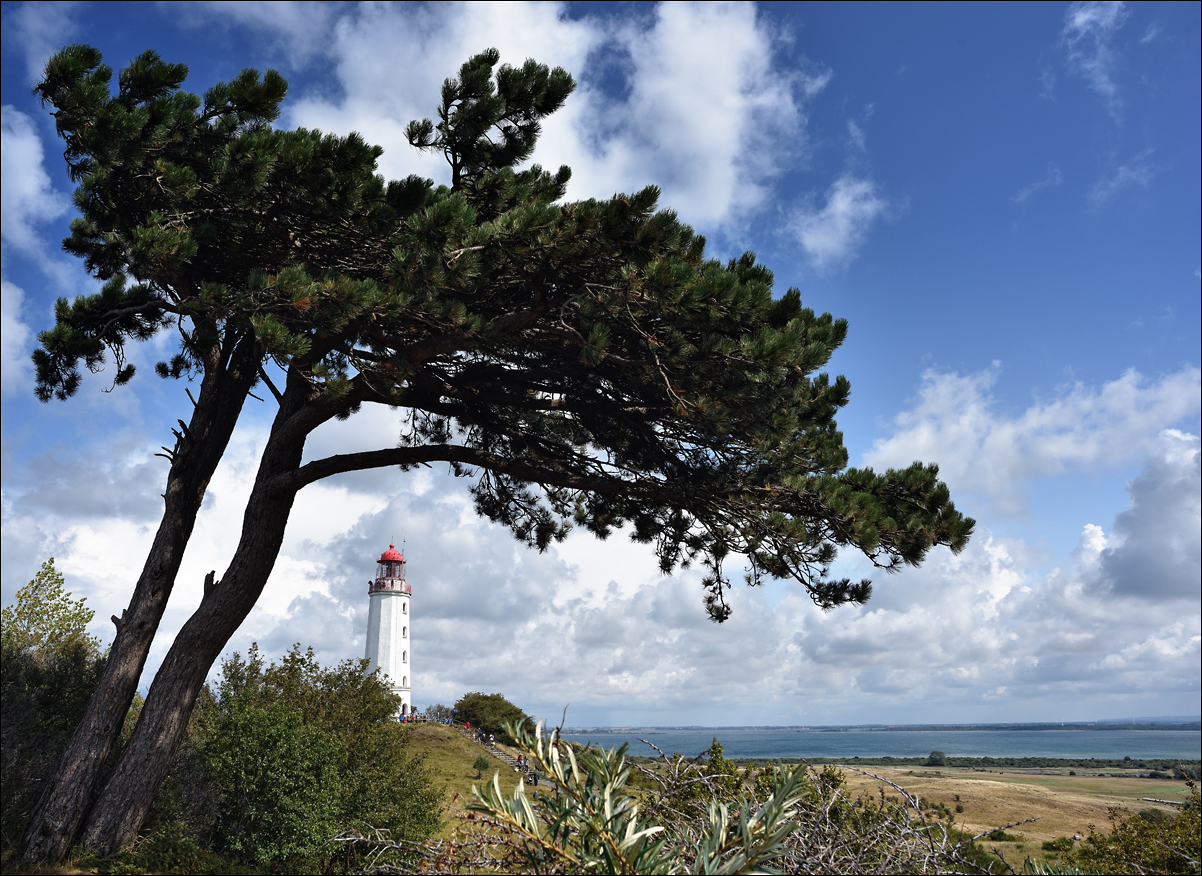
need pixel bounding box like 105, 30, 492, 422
191, 645, 443, 867
453, 691, 530, 743
201, 700, 343, 864
1063, 781, 1200, 874
1042, 836, 1074, 852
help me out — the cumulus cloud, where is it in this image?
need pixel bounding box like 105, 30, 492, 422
790, 175, 889, 271
1094, 430, 1200, 599
4, 380, 1200, 723
865, 365, 1201, 517
1, 106, 68, 258
1, 280, 33, 396
1062, 0, 1130, 116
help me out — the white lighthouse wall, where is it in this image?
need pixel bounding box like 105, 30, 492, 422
365, 592, 383, 664
365, 590, 410, 714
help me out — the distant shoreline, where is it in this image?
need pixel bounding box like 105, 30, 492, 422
564, 721, 1202, 733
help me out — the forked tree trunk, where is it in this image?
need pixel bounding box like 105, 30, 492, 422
77, 387, 310, 854
20, 337, 260, 863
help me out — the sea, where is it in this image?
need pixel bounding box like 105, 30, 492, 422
558, 728, 1202, 761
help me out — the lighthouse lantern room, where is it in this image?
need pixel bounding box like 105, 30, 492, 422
365, 543, 412, 716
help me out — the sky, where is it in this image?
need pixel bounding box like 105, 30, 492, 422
1, 1, 1199, 728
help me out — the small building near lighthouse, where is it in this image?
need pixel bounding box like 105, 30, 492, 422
365, 543, 411, 716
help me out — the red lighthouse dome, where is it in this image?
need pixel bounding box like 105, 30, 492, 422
371, 543, 409, 593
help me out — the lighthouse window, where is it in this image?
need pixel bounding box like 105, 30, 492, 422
403, 603, 407, 614
403, 626, 407, 637
403, 676, 407, 686
403, 650, 407, 662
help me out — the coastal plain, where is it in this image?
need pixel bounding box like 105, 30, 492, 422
834, 765, 1190, 865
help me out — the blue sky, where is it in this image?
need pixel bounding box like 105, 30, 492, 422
2, 1, 1199, 726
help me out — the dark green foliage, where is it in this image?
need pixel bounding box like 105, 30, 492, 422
406, 48, 574, 194
1, 562, 106, 856
1042, 835, 1075, 853
702, 738, 743, 798
454, 692, 530, 744
200, 700, 342, 864
31, 44, 974, 626
926, 749, 948, 766
473, 755, 491, 778
188, 645, 442, 866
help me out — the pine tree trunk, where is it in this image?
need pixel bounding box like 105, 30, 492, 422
20, 338, 259, 863
77, 390, 308, 854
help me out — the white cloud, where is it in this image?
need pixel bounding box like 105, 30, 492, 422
548, 1, 823, 227
4, 381, 1200, 723
1094, 430, 1200, 599
2, 1, 79, 83
790, 175, 889, 271
1062, 0, 1130, 116
864, 365, 1201, 517
1, 280, 33, 396
188, 1, 340, 67
1089, 150, 1153, 205
1011, 164, 1063, 204
1, 106, 71, 395
1, 105, 68, 257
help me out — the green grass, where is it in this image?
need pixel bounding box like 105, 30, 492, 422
406, 724, 538, 839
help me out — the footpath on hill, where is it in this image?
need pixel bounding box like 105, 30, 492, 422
405, 723, 557, 840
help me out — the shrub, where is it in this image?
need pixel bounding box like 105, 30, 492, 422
186, 645, 443, 868
1042, 836, 1074, 852
453, 692, 530, 743
926, 749, 948, 766
201, 700, 343, 864
1064, 781, 1200, 875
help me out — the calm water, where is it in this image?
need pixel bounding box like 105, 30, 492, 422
559, 729, 1201, 761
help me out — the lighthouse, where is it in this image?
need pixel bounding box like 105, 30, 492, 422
365, 543, 412, 716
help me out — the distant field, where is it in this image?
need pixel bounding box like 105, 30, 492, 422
834, 765, 1190, 866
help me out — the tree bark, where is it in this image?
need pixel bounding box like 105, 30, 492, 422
77, 378, 310, 854
20, 336, 260, 863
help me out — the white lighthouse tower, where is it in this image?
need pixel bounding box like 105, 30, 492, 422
365, 543, 411, 716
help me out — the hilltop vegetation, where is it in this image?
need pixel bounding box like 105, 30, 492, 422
3, 599, 442, 873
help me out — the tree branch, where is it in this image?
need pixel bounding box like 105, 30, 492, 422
269, 443, 672, 499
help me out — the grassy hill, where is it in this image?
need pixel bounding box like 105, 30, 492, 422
405, 723, 541, 839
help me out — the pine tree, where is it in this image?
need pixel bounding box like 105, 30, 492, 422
22, 45, 973, 860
